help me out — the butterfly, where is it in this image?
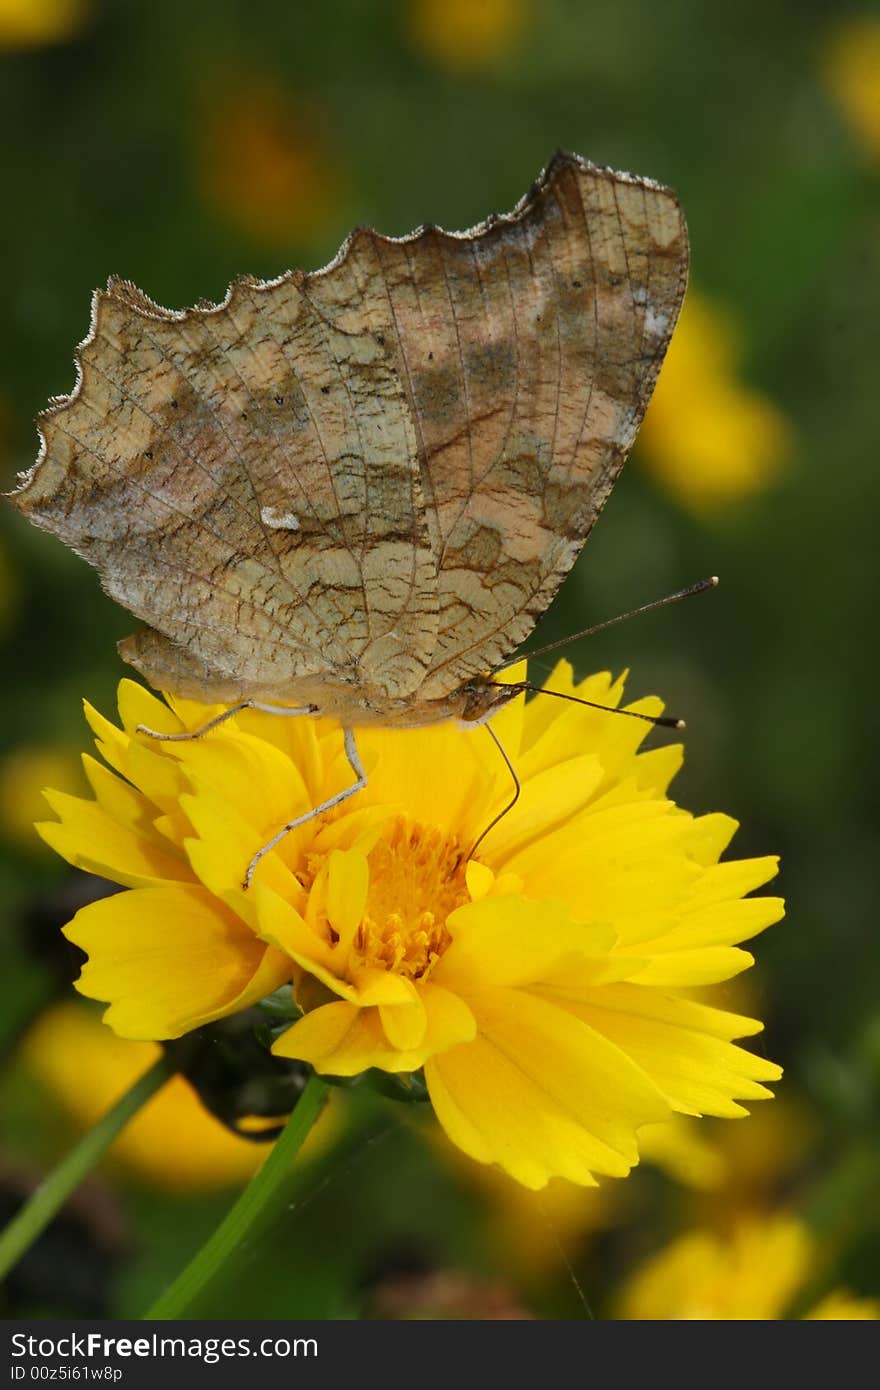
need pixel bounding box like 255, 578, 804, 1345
10, 150, 689, 881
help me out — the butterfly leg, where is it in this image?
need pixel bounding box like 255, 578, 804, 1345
243, 727, 367, 890
136, 701, 318, 742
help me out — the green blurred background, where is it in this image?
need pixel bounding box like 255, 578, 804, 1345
1, 0, 878, 1319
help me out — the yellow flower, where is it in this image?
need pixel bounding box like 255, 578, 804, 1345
617, 1215, 879, 1320
197, 81, 341, 248
407, 0, 527, 71
0, 0, 87, 48
638, 290, 792, 512
823, 14, 880, 161
41, 663, 783, 1189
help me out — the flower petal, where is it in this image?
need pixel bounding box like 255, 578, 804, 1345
519, 667, 626, 770
84, 699, 133, 780
253, 881, 335, 973
274, 983, 475, 1075
557, 983, 782, 1117
625, 945, 755, 987
379, 984, 427, 1051
81, 754, 156, 836
465, 861, 495, 902
425, 986, 669, 1188
178, 730, 310, 835
117, 681, 184, 736
37, 790, 192, 889
480, 755, 604, 863
361, 721, 495, 842
420, 981, 478, 1052
439, 895, 615, 990
503, 796, 677, 886
272, 1002, 385, 1073
326, 849, 369, 949
84, 696, 189, 815
346, 966, 426, 1008
64, 884, 282, 1039
632, 742, 684, 797
181, 785, 304, 926
625, 899, 785, 973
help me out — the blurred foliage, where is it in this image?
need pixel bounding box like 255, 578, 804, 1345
1, 0, 878, 1318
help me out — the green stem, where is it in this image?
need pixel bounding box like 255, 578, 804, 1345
0, 1056, 171, 1282
145, 1074, 329, 1320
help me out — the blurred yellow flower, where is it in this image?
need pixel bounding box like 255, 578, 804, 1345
688, 1096, 815, 1222
407, 0, 527, 71
434, 1111, 727, 1277
0, 0, 87, 48
42, 665, 782, 1190
23, 1003, 262, 1190
198, 82, 340, 248
22, 1002, 336, 1191
638, 290, 792, 512
823, 14, 880, 161
807, 1291, 880, 1320
435, 1089, 812, 1283
432, 1123, 617, 1276
0, 744, 84, 849
637, 1114, 726, 1190
617, 1215, 879, 1320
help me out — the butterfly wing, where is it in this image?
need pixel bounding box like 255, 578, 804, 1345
305, 151, 688, 700
13, 152, 686, 717
11, 274, 439, 704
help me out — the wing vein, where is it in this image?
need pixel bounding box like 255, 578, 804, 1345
241, 283, 372, 649
53, 422, 328, 657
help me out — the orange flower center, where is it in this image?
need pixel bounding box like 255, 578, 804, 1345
353, 816, 469, 980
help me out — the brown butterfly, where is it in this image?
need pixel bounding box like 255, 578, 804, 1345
10, 150, 689, 881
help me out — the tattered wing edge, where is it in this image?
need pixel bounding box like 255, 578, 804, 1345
7, 149, 685, 506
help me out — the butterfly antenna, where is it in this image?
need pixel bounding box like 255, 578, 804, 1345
508, 682, 685, 729
469, 723, 521, 860
494, 575, 719, 673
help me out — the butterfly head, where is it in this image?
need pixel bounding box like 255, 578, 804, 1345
453, 675, 522, 726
